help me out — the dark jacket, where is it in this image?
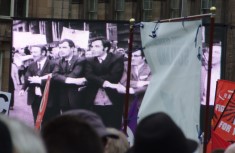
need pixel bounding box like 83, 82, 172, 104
52, 56, 86, 108
22, 58, 56, 107
84, 53, 124, 108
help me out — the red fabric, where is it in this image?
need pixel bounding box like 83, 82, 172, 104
211, 131, 230, 150
207, 139, 212, 153
211, 79, 235, 150
35, 77, 51, 130
212, 80, 235, 129
213, 91, 235, 143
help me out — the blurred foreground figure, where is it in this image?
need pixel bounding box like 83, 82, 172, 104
63, 109, 118, 147
105, 128, 130, 153
126, 112, 198, 153
0, 115, 46, 153
225, 143, 235, 153
41, 114, 104, 153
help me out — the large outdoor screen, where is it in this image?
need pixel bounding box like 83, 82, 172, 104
9, 19, 226, 144
9, 18, 150, 136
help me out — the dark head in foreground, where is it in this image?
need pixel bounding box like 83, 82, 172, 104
41, 115, 104, 153
0, 115, 46, 153
127, 112, 198, 153
63, 109, 118, 146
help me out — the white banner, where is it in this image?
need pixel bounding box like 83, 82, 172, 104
61, 27, 89, 49
0, 91, 11, 115
13, 31, 32, 49
139, 20, 202, 141
30, 34, 47, 46
13, 32, 47, 48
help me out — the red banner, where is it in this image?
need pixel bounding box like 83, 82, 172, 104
35, 77, 51, 130
212, 80, 235, 129
212, 131, 230, 150
211, 79, 235, 150
214, 91, 235, 141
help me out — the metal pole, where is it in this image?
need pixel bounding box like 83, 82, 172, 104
203, 7, 216, 153
123, 18, 135, 134
155, 13, 213, 23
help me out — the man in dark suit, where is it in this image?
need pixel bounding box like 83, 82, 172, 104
19, 45, 60, 125
85, 37, 124, 129
52, 39, 86, 112
120, 47, 151, 108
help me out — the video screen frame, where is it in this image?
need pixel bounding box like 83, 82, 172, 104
9, 18, 151, 131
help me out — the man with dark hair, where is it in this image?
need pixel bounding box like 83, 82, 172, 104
41, 115, 104, 153
53, 39, 86, 112
111, 47, 151, 136
84, 37, 125, 129
120, 47, 151, 107
110, 46, 151, 109
19, 45, 60, 125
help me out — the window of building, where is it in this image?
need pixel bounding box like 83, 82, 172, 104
170, 0, 181, 18
14, 0, 27, 17
0, 0, 28, 19
88, 0, 98, 19
201, 0, 213, 13
115, 0, 125, 20
72, 0, 83, 4
0, 0, 12, 18
143, 0, 152, 21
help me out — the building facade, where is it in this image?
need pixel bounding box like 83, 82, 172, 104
0, 0, 235, 91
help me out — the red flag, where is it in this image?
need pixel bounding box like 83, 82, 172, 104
212, 80, 235, 129
211, 131, 230, 151
210, 80, 235, 150
35, 76, 51, 130
214, 90, 235, 143
207, 139, 212, 153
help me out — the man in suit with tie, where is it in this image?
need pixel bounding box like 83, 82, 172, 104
111, 47, 151, 136
19, 45, 60, 125
53, 39, 86, 112
126, 47, 151, 105
84, 37, 125, 129
116, 47, 151, 110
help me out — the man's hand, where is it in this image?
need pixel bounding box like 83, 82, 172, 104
115, 84, 126, 94
28, 76, 42, 84
65, 77, 87, 85
114, 84, 135, 94
136, 81, 149, 87
74, 78, 87, 85
103, 81, 122, 90
103, 81, 113, 88
19, 90, 25, 96
129, 87, 135, 94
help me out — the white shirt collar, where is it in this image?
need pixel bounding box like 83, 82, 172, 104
65, 55, 73, 62
37, 57, 47, 69
98, 53, 107, 61
136, 62, 145, 71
